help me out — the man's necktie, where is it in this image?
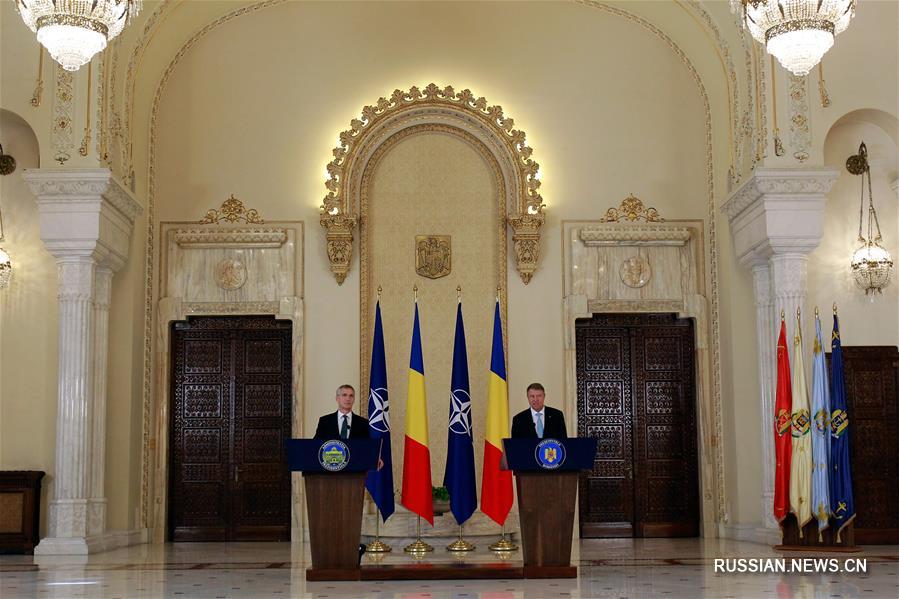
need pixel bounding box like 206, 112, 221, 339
536, 412, 544, 438
340, 414, 349, 439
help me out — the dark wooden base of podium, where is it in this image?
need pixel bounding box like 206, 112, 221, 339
306, 563, 577, 581
305, 568, 361, 581
523, 565, 577, 579
774, 514, 861, 553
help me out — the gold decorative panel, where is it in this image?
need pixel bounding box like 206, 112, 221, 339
320, 84, 544, 284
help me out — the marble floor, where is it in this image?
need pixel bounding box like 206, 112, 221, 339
1, 538, 898, 598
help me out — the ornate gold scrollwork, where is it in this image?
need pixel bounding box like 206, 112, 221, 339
507, 212, 544, 284
320, 83, 545, 285
200, 194, 264, 224
415, 235, 451, 279
321, 213, 356, 285
600, 194, 664, 223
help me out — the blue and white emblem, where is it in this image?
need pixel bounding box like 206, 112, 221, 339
535, 438, 565, 470
368, 387, 390, 433
318, 440, 350, 471
448, 388, 472, 436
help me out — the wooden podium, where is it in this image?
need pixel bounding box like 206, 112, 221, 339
286, 439, 378, 581
503, 438, 598, 579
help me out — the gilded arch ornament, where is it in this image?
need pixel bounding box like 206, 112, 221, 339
319, 83, 545, 284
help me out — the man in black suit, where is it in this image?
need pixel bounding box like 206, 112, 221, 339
511, 382, 567, 439
314, 384, 371, 440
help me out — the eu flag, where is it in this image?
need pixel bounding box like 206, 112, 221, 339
365, 301, 395, 521
443, 301, 477, 525
829, 313, 855, 542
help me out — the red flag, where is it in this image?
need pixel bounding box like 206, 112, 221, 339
773, 318, 793, 523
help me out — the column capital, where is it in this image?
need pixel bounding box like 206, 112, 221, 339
23, 168, 142, 271
722, 167, 838, 266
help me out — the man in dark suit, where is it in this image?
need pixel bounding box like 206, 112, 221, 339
314, 384, 371, 440
511, 382, 567, 439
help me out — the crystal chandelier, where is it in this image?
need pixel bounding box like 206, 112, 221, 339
847, 142, 893, 295
732, 0, 856, 76
16, 0, 142, 72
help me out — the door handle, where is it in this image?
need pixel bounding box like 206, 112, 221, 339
234, 466, 242, 483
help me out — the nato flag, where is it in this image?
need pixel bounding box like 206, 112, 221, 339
443, 302, 477, 525
365, 301, 395, 521
829, 313, 855, 541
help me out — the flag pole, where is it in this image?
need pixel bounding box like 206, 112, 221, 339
366, 438, 392, 553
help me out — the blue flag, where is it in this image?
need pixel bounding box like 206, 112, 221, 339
443, 301, 477, 525
829, 313, 854, 542
365, 301, 395, 521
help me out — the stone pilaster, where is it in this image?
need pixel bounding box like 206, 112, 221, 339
723, 167, 837, 533
23, 169, 141, 554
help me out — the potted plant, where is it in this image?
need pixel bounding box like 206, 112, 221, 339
432, 486, 450, 515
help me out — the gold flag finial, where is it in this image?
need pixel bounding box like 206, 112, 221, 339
413, 284, 418, 301
377, 285, 382, 299
457, 285, 462, 301
796, 306, 801, 320
815, 306, 819, 318
781, 309, 785, 320
833, 302, 838, 315
496, 285, 501, 302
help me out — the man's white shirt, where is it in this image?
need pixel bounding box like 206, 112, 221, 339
337, 410, 353, 434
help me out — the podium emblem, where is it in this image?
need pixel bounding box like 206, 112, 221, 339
319, 440, 350, 471
535, 439, 566, 469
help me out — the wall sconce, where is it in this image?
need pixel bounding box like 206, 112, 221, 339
0, 143, 13, 288
846, 142, 893, 295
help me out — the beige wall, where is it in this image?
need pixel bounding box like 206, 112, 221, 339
809, 117, 899, 344
0, 110, 57, 536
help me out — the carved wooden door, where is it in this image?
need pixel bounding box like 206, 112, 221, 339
169, 316, 292, 542
834, 346, 899, 544
576, 313, 699, 538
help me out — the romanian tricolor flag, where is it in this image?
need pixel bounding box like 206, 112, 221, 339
401, 301, 434, 524
480, 300, 513, 525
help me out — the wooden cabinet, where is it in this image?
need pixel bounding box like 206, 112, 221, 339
0, 471, 45, 554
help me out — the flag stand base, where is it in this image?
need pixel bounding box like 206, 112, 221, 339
404, 516, 434, 553
447, 525, 475, 552
773, 514, 861, 552
367, 517, 392, 553
403, 538, 434, 553
489, 533, 518, 552
367, 539, 392, 553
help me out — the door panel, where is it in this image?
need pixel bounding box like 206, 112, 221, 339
169, 316, 291, 542
577, 325, 634, 537
577, 313, 699, 538
632, 321, 698, 537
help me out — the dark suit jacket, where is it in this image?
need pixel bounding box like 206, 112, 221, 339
511, 406, 567, 439
314, 411, 371, 440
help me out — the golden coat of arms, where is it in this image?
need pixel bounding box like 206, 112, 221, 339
415, 235, 451, 279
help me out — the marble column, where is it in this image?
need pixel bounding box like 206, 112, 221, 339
723, 167, 838, 531
23, 169, 142, 554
